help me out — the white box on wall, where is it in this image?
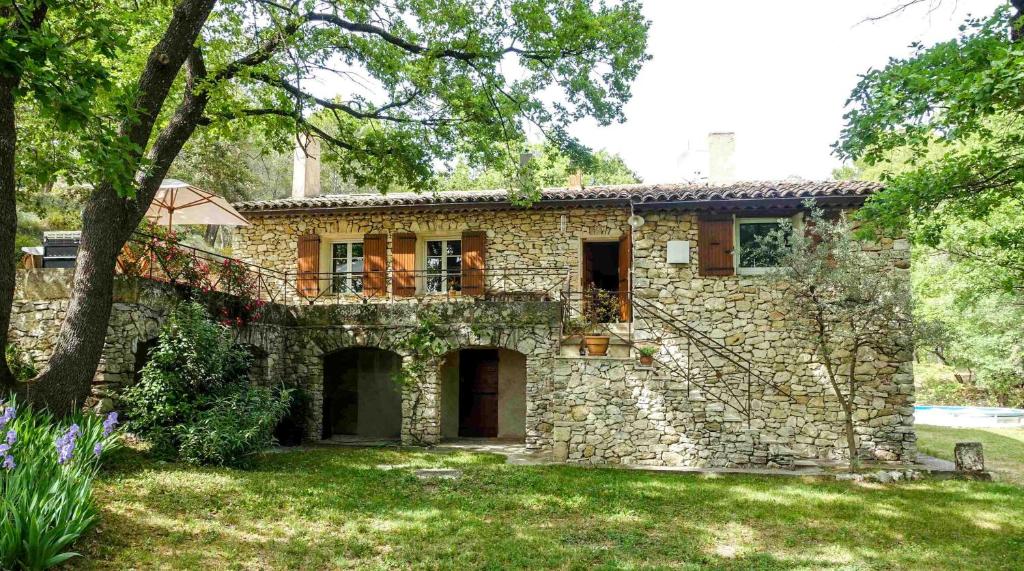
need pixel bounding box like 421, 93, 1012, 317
666, 240, 690, 264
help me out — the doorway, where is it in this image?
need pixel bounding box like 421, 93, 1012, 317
582, 234, 631, 322
322, 348, 402, 439
459, 349, 499, 437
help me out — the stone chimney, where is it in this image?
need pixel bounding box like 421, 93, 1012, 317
707, 132, 736, 183
567, 169, 584, 190
292, 133, 321, 198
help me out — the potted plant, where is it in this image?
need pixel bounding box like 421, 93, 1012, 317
637, 345, 657, 366
574, 288, 617, 356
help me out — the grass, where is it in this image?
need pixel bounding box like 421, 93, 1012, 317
916, 424, 1024, 486
75, 446, 1024, 570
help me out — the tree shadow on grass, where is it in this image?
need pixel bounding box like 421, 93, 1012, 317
81, 447, 1024, 569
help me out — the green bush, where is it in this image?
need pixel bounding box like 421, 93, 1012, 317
120, 302, 291, 466
5, 343, 38, 381
0, 397, 121, 570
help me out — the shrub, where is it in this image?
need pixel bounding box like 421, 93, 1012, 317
0, 397, 120, 570
5, 343, 38, 381
120, 302, 291, 466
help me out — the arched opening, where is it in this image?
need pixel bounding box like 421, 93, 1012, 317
132, 337, 160, 385
322, 347, 402, 440
440, 348, 526, 441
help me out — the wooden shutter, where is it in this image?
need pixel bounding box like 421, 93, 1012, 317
363, 234, 387, 297
393, 233, 417, 297
617, 231, 632, 322
462, 231, 486, 296
698, 216, 734, 276
297, 233, 321, 297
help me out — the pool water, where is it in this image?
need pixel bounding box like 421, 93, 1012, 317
915, 405, 1024, 428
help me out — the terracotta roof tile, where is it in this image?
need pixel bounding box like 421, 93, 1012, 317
234, 180, 881, 213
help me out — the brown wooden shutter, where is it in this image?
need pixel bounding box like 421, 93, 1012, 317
363, 234, 387, 297
462, 231, 486, 296
393, 233, 417, 297
698, 216, 734, 276
618, 231, 632, 322
297, 233, 321, 297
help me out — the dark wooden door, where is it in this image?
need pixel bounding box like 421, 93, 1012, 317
459, 350, 499, 437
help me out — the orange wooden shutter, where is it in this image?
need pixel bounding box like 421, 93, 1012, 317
363, 234, 387, 297
698, 216, 734, 276
462, 231, 486, 296
393, 233, 417, 297
297, 233, 321, 297
618, 231, 632, 322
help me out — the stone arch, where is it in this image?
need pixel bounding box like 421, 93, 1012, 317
438, 345, 528, 441
321, 346, 403, 440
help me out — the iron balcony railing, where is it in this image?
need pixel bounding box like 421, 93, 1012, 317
285, 267, 571, 304
117, 232, 571, 306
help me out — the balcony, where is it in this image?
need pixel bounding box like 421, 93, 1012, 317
116, 232, 570, 307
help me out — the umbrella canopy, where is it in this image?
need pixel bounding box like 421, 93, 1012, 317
145, 179, 251, 228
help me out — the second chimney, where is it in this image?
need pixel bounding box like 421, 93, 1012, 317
292, 133, 321, 198
707, 132, 736, 183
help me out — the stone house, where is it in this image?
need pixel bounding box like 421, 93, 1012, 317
222, 151, 915, 467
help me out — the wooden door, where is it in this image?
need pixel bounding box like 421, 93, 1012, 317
459, 350, 499, 437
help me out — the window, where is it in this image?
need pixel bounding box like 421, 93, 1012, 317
736, 218, 787, 274
330, 241, 363, 293
425, 239, 461, 293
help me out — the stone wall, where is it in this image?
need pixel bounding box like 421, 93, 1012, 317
9, 270, 289, 411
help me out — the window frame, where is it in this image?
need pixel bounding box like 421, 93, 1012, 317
329, 240, 365, 294
733, 215, 798, 276
422, 237, 463, 294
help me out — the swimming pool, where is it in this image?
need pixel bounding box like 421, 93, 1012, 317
915, 405, 1024, 428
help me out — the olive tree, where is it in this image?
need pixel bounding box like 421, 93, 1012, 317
752, 203, 912, 470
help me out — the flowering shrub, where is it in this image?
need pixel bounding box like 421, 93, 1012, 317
215, 258, 265, 326
0, 397, 120, 570
120, 302, 290, 466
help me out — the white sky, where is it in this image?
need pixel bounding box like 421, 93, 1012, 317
566, 0, 1006, 183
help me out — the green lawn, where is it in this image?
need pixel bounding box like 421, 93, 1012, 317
76, 446, 1024, 570
916, 424, 1024, 486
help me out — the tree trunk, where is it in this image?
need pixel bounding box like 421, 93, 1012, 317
0, 2, 49, 395
0, 77, 19, 392
26, 0, 216, 413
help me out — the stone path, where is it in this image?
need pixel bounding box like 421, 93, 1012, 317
276, 438, 968, 480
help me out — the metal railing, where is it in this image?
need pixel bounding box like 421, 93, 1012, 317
117, 232, 295, 304
286, 267, 571, 304
117, 232, 571, 307
630, 295, 792, 423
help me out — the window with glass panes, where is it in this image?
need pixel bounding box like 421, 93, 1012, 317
330, 241, 363, 293
425, 239, 461, 293
737, 219, 786, 272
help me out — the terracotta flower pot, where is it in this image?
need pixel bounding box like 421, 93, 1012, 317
584, 335, 610, 356
638, 354, 654, 366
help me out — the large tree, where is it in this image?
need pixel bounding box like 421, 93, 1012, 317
1, 0, 649, 411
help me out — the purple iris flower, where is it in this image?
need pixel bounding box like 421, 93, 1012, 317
5, 430, 14, 445
102, 412, 119, 437
93, 442, 103, 457
0, 405, 15, 429
2, 455, 14, 470
0, 443, 8, 455
55, 425, 79, 465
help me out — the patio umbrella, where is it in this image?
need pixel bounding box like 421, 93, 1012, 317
145, 179, 251, 229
